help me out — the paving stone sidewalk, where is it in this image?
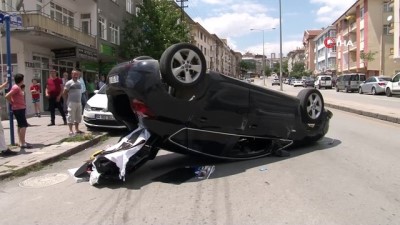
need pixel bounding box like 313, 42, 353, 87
0, 113, 106, 180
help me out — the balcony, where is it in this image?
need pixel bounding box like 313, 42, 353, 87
20, 11, 96, 49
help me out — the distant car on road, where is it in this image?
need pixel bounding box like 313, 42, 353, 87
385, 73, 400, 97
303, 78, 315, 88
358, 76, 391, 95
314, 75, 333, 89
292, 79, 303, 87
336, 73, 366, 93
272, 78, 280, 86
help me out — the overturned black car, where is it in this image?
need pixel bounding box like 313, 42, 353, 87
76, 43, 332, 185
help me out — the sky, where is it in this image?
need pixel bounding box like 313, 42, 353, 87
185, 0, 357, 57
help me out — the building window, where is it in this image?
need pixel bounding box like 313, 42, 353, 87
360, 7, 364, 21
110, 22, 120, 45
98, 17, 107, 40
383, 24, 391, 35
50, 2, 74, 27
383, 2, 393, 12
360, 29, 364, 42
126, 0, 133, 13
136, 6, 141, 16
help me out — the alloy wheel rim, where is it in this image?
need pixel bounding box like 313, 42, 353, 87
171, 49, 202, 83
306, 93, 322, 119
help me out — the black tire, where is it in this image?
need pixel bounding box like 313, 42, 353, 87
386, 88, 392, 97
358, 87, 363, 94
160, 43, 206, 89
371, 87, 376, 95
297, 89, 324, 124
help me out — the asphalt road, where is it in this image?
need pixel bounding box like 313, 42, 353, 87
0, 109, 399, 225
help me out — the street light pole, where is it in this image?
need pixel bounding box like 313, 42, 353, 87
279, 0, 283, 91
262, 29, 265, 85
250, 28, 275, 86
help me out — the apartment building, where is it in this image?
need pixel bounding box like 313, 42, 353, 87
190, 22, 240, 77
303, 29, 322, 72
390, 0, 399, 60
333, 0, 398, 76
287, 48, 305, 75
0, 0, 134, 117
313, 26, 337, 76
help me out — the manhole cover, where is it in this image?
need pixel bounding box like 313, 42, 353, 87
19, 173, 69, 188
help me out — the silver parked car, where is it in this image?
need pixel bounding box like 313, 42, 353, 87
358, 76, 391, 95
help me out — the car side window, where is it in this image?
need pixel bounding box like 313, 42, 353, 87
394, 75, 400, 82
365, 77, 374, 83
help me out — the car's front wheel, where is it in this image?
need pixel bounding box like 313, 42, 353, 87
160, 43, 206, 89
386, 88, 392, 97
297, 89, 324, 124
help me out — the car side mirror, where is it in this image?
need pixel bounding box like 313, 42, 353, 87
94, 90, 99, 94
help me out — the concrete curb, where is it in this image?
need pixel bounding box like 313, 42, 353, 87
0, 133, 108, 181
325, 103, 400, 124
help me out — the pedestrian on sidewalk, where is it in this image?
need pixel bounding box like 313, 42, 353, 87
61, 71, 70, 114
30, 78, 41, 117
5, 73, 32, 149
63, 69, 84, 136
78, 71, 88, 113
45, 69, 67, 126
0, 80, 18, 156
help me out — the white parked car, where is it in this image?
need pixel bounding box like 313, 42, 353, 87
83, 85, 126, 129
385, 73, 400, 97
314, 75, 333, 89
292, 79, 303, 87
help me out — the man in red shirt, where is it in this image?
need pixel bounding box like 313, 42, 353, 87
45, 69, 67, 126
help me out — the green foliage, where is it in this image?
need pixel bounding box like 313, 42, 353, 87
240, 60, 256, 71
264, 66, 272, 76
119, 0, 191, 60
290, 62, 308, 78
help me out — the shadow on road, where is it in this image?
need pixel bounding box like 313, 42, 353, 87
93, 136, 341, 190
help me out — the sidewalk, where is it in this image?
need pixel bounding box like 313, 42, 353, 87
1, 80, 399, 180
0, 113, 106, 180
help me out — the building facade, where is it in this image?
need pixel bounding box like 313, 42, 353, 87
303, 29, 322, 72
0, 0, 135, 118
333, 0, 398, 76
287, 48, 305, 75
313, 26, 337, 76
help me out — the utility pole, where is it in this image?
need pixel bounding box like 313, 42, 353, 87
176, 0, 188, 38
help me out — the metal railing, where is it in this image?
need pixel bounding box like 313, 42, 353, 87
17, 10, 97, 49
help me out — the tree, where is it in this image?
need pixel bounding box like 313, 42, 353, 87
360, 50, 377, 74
291, 62, 306, 78
239, 60, 256, 71
119, 0, 191, 60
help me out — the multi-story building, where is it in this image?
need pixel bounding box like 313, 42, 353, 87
313, 26, 337, 76
389, 0, 400, 62
287, 48, 305, 75
0, 0, 135, 117
190, 23, 240, 77
333, 0, 397, 76
303, 29, 322, 72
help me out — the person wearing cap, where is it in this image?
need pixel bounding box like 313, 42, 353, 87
45, 69, 67, 126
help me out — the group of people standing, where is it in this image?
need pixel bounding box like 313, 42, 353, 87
0, 69, 105, 156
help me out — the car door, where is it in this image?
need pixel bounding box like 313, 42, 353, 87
392, 74, 400, 93
186, 79, 249, 156
362, 77, 374, 93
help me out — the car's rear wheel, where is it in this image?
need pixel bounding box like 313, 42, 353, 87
160, 43, 206, 89
371, 87, 376, 95
297, 89, 324, 123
